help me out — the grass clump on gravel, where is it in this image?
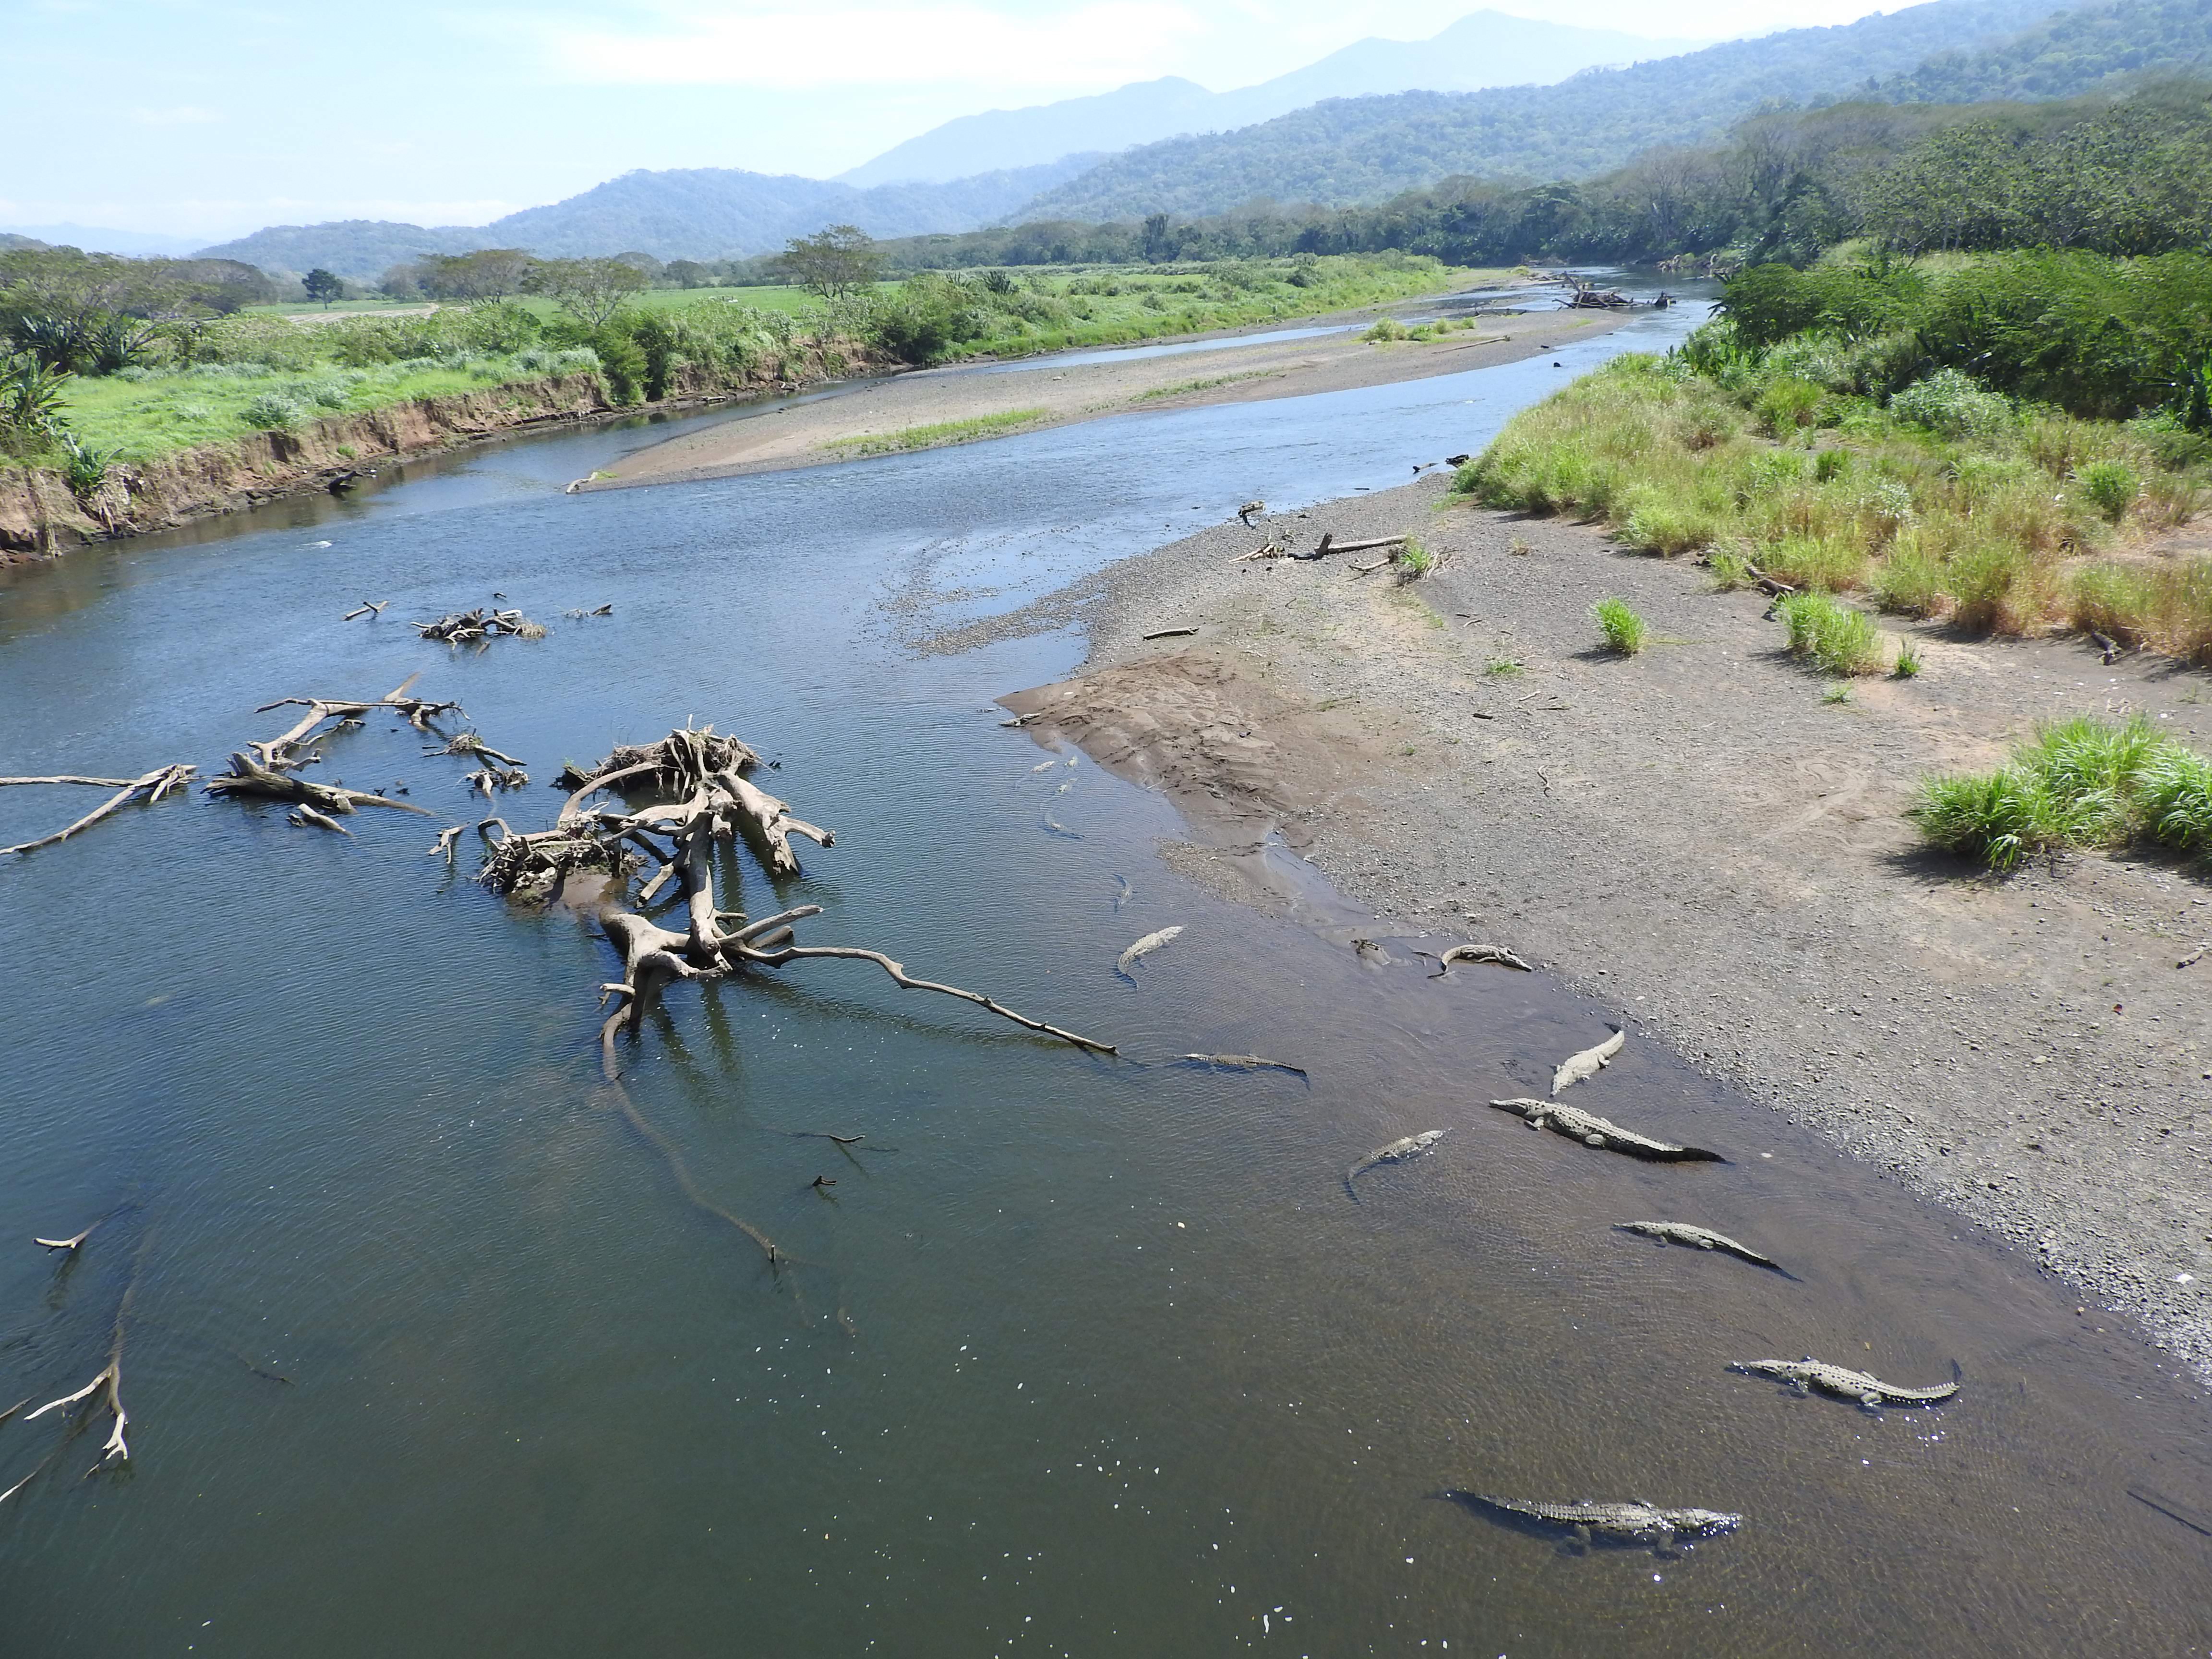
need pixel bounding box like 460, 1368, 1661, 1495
1775, 589, 1888, 674
1592, 596, 1647, 655
1911, 716, 2212, 870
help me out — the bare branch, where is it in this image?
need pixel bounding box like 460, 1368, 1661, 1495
0, 764, 197, 857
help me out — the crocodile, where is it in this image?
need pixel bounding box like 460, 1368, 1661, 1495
1551, 1027, 1624, 1094
1179, 1053, 1308, 1077
1116, 925, 1182, 977
1489, 1098, 1724, 1163
1344, 1130, 1447, 1197
1444, 1491, 1742, 1551
1730, 1356, 1960, 1409
1617, 1221, 1784, 1272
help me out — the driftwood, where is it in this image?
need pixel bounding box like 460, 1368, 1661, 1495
0, 765, 196, 857
1423, 944, 1536, 976
426, 732, 525, 768
517, 726, 1112, 1077
416, 607, 547, 643
205, 752, 433, 818
287, 804, 352, 835
342, 600, 388, 621
19, 1231, 147, 1482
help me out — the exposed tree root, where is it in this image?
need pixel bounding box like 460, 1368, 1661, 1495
0, 765, 196, 857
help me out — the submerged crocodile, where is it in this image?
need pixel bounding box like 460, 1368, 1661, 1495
1489, 1099, 1724, 1163
1446, 1492, 1742, 1550
1730, 1356, 1961, 1408
1617, 1221, 1783, 1271
1344, 1130, 1447, 1197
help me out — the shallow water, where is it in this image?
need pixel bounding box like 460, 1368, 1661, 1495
2, 290, 2209, 1658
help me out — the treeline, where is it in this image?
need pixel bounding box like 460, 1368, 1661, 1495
822, 81, 2211, 276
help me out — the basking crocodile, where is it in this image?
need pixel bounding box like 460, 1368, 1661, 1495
1446, 1492, 1742, 1550
1617, 1221, 1784, 1272
1730, 1356, 1960, 1409
1489, 1098, 1724, 1163
1344, 1130, 1447, 1197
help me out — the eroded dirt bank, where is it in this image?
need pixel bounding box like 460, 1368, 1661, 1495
992, 477, 2212, 1379
0, 349, 863, 560
599, 307, 1629, 486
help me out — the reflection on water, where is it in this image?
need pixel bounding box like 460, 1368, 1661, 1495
0, 292, 2207, 1658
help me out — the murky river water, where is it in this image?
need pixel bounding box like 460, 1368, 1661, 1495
2, 285, 2208, 1657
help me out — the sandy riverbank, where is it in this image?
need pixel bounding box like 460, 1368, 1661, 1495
597, 304, 1631, 487
985, 477, 2212, 1380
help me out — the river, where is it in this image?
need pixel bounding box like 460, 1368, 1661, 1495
1, 283, 2208, 1657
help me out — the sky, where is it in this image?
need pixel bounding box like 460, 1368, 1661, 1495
5, 0, 1916, 245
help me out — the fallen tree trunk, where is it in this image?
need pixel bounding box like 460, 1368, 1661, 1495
0, 764, 197, 857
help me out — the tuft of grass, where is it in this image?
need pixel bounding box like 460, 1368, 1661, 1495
1484, 655, 1523, 677
1362, 318, 1412, 342
1592, 596, 1648, 655
2077, 459, 2139, 523
1507, 536, 1533, 556
832, 407, 1048, 457
2137, 745, 2212, 856
1822, 681, 1852, 704
1912, 765, 2059, 870
1894, 639, 1923, 677
1395, 536, 1437, 580
1775, 589, 1886, 675
1910, 715, 2212, 870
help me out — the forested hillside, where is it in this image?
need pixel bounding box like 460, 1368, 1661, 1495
1010, 0, 2104, 222
1881, 0, 2210, 99
840, 81, 2209, 273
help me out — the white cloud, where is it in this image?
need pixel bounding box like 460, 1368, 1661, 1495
547, 2, 1205, 88
131, 105, 223, 125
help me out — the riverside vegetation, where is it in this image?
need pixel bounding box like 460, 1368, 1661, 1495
0, 247, 1464, 516
1460, 250, 2212, 663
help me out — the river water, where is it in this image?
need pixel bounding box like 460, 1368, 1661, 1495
2, 286, 2209, 1657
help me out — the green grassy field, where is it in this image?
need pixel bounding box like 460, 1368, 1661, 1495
16, 257, 1486, 478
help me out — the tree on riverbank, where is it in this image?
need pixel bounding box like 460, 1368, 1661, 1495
777, 226, 881, 299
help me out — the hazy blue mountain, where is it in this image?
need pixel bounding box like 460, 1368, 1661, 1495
192, 221, 496, 280
1013, 0, 2105, 222
839, 11, 1706, 186
0, 223, 208, 256
194, 155, 1100, 279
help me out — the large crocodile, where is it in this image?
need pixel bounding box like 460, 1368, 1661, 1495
1443, 1491, 1742, 1551
1489, 1098, 1724, 1163
1617, 1221, 1785, 1272
1730, 1356, 1960, 1408
1344, 1130, 1447, 1197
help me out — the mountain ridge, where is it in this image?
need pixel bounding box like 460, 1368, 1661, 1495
837, 12, 1707, 187
1008, 0, 2104, 222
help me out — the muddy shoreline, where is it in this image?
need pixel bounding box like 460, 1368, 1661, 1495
991, 475, 2212, 1382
